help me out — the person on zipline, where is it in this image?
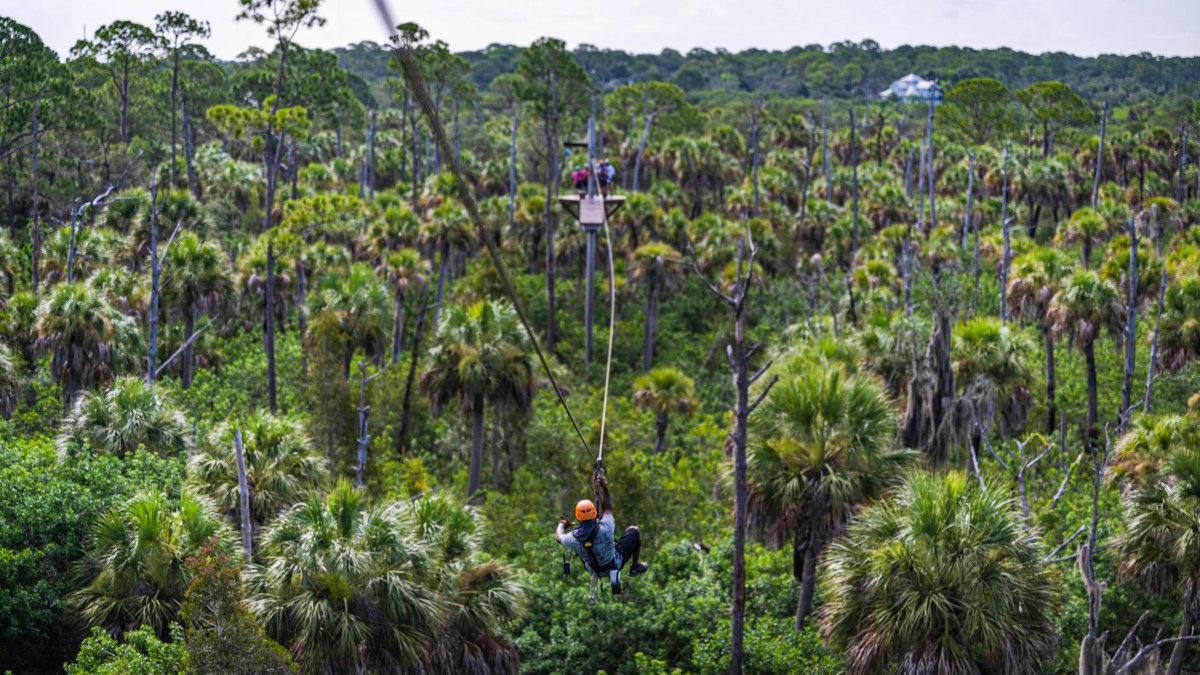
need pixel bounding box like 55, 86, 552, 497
556, 467, 647, 593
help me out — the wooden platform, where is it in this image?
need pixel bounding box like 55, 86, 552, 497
559, 194, 626, 225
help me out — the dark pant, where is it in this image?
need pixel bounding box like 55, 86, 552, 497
615, 526, 641, 570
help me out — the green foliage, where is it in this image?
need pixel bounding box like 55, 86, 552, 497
0, 434, 183, 673
822, 471, 1058, 674
65, 624, 187, 675
178, 543, 296, 674
72, 490, 236, 638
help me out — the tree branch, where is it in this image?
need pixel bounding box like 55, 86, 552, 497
154, 320, 211, 377
747, 375, 779, 414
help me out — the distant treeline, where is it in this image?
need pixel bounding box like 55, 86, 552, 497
333, 38, 1200, 107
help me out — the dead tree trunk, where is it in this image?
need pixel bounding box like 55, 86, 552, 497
1144, 219, 1167, 412
999, 146, 1011, 323
147, 181, 161, 382
1120, 219, 1137, 431
1092, 102, 1107, 208
234, 429, 253, 563
822, 94, 832, 205
30, 100, 40, 294
686, 230, 777, 675
926, 97, 937, 232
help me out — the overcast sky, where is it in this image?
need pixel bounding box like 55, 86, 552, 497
10, 0, 1200, 61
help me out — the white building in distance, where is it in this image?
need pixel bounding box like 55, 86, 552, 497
878, 73, 944, 103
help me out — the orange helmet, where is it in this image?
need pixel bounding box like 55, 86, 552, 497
575, 499, 597, 521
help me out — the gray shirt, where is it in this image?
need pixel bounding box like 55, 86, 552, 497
558, 513, 620, 573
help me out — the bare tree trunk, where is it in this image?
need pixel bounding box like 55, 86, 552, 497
1045, 327, 1057, 435
30, 100, 40, 294
296, 259, 308, 386
182, 310, 195, 389
926, 98, 937, 232
1166, 582, 1198, 675
917, 137, 927, 239
545, 69, 559, 353
468, 395, 485, 499
390, 291, 405, 364
962, 151, 975, 248
433, 240, 449, 327
355, 362, 372, 488
234, 429, 253, 563
182, 100, 199, 198
904, 146, 914, 198
1120, 219, 1138, 431
147, 183, 161, 382
1000, 146, 1011, 323
849, 107, 860, 256
508, 107, 518, 235
642, 278, 658, 372
653, 412, 668, 455
1084, 340, 1099, 448
120, 60, 131, 143
822, 94, 832, 206
796, 528, 818, 630
265, 243, 277, 414
491, 410, 502, 487
751, 107, 761, 218
1144, 223, 1167, 412
633, 98, 655, 192
1092, 102, 1107, 208
397, 290, 430, 452
171, 50, 180, 187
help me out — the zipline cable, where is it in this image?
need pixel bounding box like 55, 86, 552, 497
594, 166, 617, 462
375, 2, 596, 461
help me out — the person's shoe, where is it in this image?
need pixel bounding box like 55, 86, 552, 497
630, 563, 649, 576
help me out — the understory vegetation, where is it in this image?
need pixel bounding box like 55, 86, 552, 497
2, 4, 1200, 674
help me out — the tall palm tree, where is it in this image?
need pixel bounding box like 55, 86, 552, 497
422, 201, 473, 326
0, 344, 18, 418
1007, 248, 1076, 433
821, 471, 1056, 674
57, 377, 190, 458
72, 490, 233, 638
629, 242, 683, 371
245, 481, 441, 673
409, 495, 523, 674
1112, 412, 1200, 486
161, 231, 230, 389
1048, 270, 1125, 446
422, 300, 534, 497
1057, 207, 1110, 269
308, 262, 393, 377
188, 411, 328, 536
1113, 448, 1200, 675
632, 367, 697, 456
747, 363, 913, 630
377, 248, 428, 365
1157, 277, 1200, 374
366, 204, 422, 264
34, 282, 143, 410
951, 316, 1036, 437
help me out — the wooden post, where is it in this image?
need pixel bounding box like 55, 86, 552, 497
234, 429, 252, 563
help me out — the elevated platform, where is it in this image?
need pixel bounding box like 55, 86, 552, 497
559, 194, 626, 226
